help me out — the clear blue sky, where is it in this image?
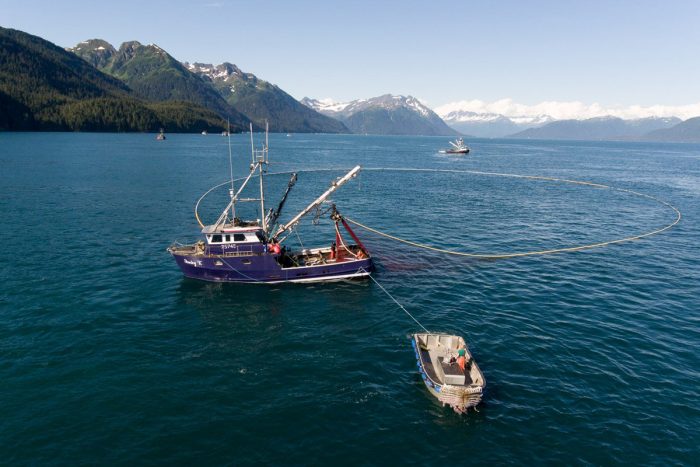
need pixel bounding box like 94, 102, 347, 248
2, 0, 699, 107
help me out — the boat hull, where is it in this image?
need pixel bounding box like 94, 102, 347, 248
170, 251, 373, 284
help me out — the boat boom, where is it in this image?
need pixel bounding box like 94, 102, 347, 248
273, 165, 361, 239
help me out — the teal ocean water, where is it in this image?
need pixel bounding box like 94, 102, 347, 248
1, 133, 698, 464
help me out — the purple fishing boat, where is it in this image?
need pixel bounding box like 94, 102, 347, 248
168, 124, 373, 283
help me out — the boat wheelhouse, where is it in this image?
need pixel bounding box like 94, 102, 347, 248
168, 123, 373, 283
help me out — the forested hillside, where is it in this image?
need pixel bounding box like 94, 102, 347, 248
0, 27, 226, 132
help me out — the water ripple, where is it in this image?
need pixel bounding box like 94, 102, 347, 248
0, 134, 697, 464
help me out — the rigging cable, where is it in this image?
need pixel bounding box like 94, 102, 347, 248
334, 223, 359, 258
293, 226, 305, 250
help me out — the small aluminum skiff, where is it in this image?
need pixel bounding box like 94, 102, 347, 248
412, 333, 485, 413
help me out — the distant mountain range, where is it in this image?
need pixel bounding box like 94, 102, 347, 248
641, 116, 700, 143
3, 26, 700, 141
0, 28, 347, 133
301, 95, 460, 136
70, 39, 344, 133
70, 40, 440, 134
507, 116, 682, 140
437, 105, 700, 142
438, 109, 554, 138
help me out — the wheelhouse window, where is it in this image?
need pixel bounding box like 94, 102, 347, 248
211, 234, 223, 243
225, 234, 231, 242
233, 233, 246, 242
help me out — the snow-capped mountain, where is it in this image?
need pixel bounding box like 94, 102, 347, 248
303, 95, 432, 119
437, 109, 554, 138
301, 94, 459, 136
435, 99, 697, 139
509, 116, 682, 140
183, 62, 348, 133
440, 108, 680, 140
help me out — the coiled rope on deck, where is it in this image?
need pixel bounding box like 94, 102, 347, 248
194, 167, 681, 258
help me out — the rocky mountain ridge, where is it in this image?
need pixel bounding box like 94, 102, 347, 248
302, 95, 460, 136
70, 40, 346, 133
69, 39, 250, 130
186, 62, 348, 133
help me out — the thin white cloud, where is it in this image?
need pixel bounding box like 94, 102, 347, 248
434, 98, 700, 121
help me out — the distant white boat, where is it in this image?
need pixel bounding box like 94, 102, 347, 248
439, 137, 470, 154
201, 130, 208, 136
156, 128, 166, 141
221, 130, 229, 136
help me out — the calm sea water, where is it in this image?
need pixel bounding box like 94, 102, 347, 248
1, 133, 698, 465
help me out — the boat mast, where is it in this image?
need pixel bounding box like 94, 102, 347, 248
251, 121, 269, 232
227, 119, 236, 221
259, 161, 266, 232
211, 166, 258, 229
273, 165, 361, 240
208, 122, 270, 231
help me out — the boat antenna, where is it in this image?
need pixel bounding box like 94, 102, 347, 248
249, 122, 255, 164
247, 122, 268, 231
227, 118, 236, 221
259, 120, 268, 231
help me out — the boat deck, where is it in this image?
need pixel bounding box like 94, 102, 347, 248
420, 347, 473, 386
420, 347, 439, 382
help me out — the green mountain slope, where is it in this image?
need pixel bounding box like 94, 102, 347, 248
70, 39, 249, 131
0, 27, 227, 132
186, 62, 348, 133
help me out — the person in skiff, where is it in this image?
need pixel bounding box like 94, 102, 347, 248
456, 348, 468, 372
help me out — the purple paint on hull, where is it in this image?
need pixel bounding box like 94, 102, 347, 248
171, 252, 373, 283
